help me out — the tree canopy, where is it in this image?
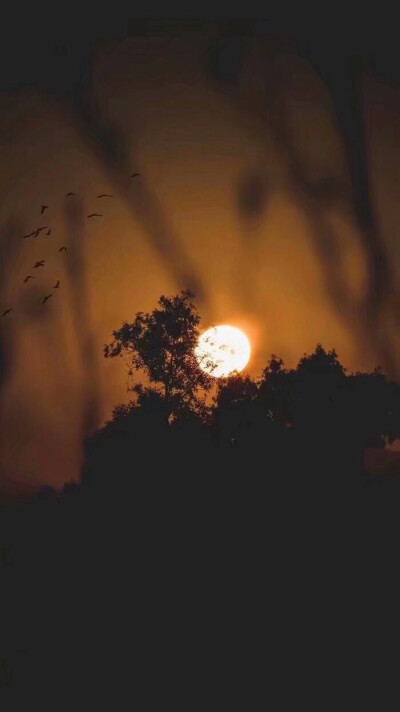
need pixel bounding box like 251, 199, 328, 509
103, 293, 400, 462
104, 290, 214, 420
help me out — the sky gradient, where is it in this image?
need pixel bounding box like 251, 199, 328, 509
1, 21, 400, 490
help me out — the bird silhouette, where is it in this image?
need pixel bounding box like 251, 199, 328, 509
34, 260, 45, 268
66, 192, 75, 197
53, 280, 60, 289
87, 213, 102, 218
1, 308, 13, 317
22, 231, 35, 239
58, 246, 67, 252
34, 226, 48, 237
40, 205, 48, 214
97, 194, 113, 198
46, 229, 51, 236
130, 173, 140, 178
23, 275, 35, 283
42, 294, 53, 305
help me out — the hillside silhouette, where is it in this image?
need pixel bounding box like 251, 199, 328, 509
1, 290, 400, 704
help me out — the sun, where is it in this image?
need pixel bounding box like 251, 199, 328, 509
195, 325, 251, 378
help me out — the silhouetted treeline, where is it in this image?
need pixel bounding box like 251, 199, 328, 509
82, 342, 400, 492
1, 341, 400, 703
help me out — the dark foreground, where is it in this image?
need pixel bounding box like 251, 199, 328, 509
1, 431, 399, 706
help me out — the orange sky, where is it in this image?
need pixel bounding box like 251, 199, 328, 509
0, 28, 399, 489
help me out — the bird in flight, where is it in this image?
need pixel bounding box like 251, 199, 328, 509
87, 213, 102, 218
42, 294, 53, 305
66, 192, 75, 197
41, 205, 48, 214
34, 226, 48, 238
130, 173, 140, 178
23, 275, 35, 283
46, 229, 51, 236
53, 280, 60, 289
1, 308, 13, 317
58, 246, 67, 252
34, 260, 45, 268
23, 231, 35, 239
97, 194, 113, 198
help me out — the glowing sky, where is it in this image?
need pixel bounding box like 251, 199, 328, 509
0, 24, 400, 489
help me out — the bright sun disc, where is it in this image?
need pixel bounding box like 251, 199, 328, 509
195, 325, 251, 378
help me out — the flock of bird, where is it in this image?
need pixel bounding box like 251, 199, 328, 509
1, 173, 141, 318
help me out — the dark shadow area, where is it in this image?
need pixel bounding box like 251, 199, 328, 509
1, 291, 400, 704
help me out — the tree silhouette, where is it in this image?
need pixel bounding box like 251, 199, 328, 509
292, 345, 348, 435
296, 344, 346, 378
215, 373, 258, 410
257, 344, 400, 483
104, 290, 215, 421
259, 355, 295, 427
214, 373, 266, 451
258, 345, 348, 432
348, 369, 400, 449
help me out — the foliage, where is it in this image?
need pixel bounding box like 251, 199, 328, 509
296, 344, 346, 377
104, 290, 214, 420
215, 373, 258, 410
104, 291, 400, 456
215, 344, 400, 451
